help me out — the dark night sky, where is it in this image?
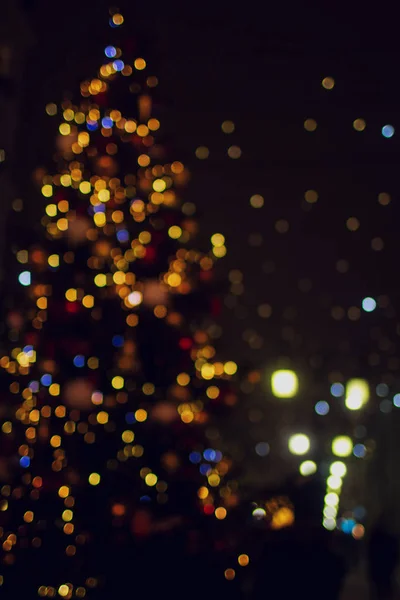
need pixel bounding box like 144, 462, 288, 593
16, 1, 400, 376
3, 0, 400, 499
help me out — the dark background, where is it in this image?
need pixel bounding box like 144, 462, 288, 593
2, 0, 400, 503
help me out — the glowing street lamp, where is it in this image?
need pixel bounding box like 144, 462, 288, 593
271, 369, 298, 398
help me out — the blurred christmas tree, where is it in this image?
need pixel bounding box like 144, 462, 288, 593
0, 10, 245, 598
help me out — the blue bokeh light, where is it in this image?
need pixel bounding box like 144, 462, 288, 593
330, 382, 344, 397
87, 120, 98, 131
203, 449, 217, 462
102, 116, 113, 129
20, 456, 30, 468
382, 124, 395, 138
112, 335, 124, 348
117, 229, 129, 243
189, 452, 201, 464
362, 297, 376, 312
199, 463, 212, 475
255, 442, 270, 457
315, 400, 330, 416
125, 412, 135, 424
113, 60, 124, 72
40, 374, 52, 386
29, 380, 39, 393
341, 518, 356, 534
19, 271, 31, 286
73, 355, 85, 368
353, 444, 366, 458
104, 46, 117, 58
393, 394, 400, 408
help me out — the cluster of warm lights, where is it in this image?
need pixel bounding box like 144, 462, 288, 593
0, 10, 243, 595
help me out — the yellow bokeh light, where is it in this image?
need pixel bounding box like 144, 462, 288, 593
271, 369, 298, 398
238, 554, 250, 566
304, 118, 317, 132
58, 585, 70, 597
330, 461, 347, 477
145, 473, 158, 486
58, 486, 70, 498
221, 120, 235, 134
288, 433, 310, 455
94, 274, 107, 287
88, 473, 101, 486
224, 361, 237, 375
345, 379, 369, 410
250, 194, 264, 208
96, 411, 109, 424
112, 376, 124, 389
215, 507, 227, 520
42, 184, 53, 198
299, 460, 317, 476
211, 233, 225, 247
135, 409, 147, 422
322, 76, 335, 90
201, 363, 215, 380
122, 430, 134, 443
332, 436, 353, 457
168, 225, 182, 239
134, 58, 146, 70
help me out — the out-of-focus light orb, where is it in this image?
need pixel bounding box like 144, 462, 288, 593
352, 524, 365, 539
255, 442, 270, 457
353, 443, 366, 458
252, 507, 266, 520
327, 475, 342, 490
330, 382, 344, 397
362, 297, 376, 312
322, 76, 335, 90
376, 383, 389, 397
324, 492, 339, 507
271, 369, 298, 398
330, 461, 347, 477
324, 506, 337, 518
250, 194, 264, 208
353, 118, 366, 131
299, 460, 317, 476
393, 394, 400, 408
288, 433, 310, 455
221, 120, 235, 134
18, 271, 31, 286
323, 517, 337, 530
380, 399, 392, 414
382, 124, 395, 138
345, 379, 369, 410
341, 519, 356, 534
315, 400, 329, 415
332, 436, 353, 457
104, 45, 117, 58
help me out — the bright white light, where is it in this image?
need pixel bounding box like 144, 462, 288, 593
324, 492, 339, 507
288, 433, 310, 455
323, 517, 337, 530
323, 506, 337, 518
18, 271, 31, 286
271, 370, 298, 398
327, 475, 342, 490
362, 297, 376, 312
332, 436, 353, 457
299, 460, 317, 476
128, 291, 143, 306
345, 379, 369, 410
330, 461, 347, 477
252, 508, 266, 520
